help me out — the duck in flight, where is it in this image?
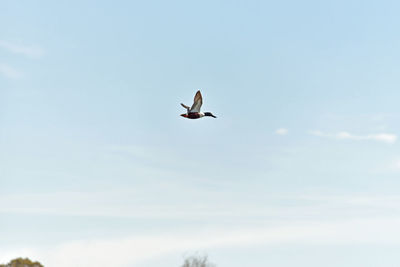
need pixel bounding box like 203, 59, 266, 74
180, 90, 217, 119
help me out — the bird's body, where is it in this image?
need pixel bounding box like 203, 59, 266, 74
181, 112, 205, 119
180, 91, 216, 119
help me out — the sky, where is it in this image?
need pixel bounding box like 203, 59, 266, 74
2, 0, 400, 266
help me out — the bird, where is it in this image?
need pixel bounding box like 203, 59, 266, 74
180, 90, 217, 119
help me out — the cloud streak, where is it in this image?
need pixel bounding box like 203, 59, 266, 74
0, 40, 44, 58
2, 191, 400, 220
275, 128, 288, 135
3, 218, 400, 267
309, 130, 397, 144
3, 191, 400, 266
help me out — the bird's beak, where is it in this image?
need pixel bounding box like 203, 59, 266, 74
211, 114, 217, 118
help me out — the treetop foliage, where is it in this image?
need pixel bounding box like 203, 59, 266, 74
181, 254, 216, 267
0, 258, 44, 267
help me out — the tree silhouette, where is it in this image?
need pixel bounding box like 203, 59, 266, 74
181, 254, 216, 267
0, 258, 44, 267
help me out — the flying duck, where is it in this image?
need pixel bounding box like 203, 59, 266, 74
180, 90, 217, 119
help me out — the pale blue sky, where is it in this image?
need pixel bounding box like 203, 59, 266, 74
2, 0, 400, 266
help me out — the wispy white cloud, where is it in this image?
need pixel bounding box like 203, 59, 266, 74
39, 218, 400, 266
2, 217, 400, 267
275, 128, 288, 135
0, 40, 44, 58
2, 191, 400, 221
0, 63, 22, 79
309, 130, 397, 144
3, 192, 400, 266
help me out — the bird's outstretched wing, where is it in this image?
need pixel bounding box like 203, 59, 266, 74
190, 90, 203, 113
181, 103, 190, 110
